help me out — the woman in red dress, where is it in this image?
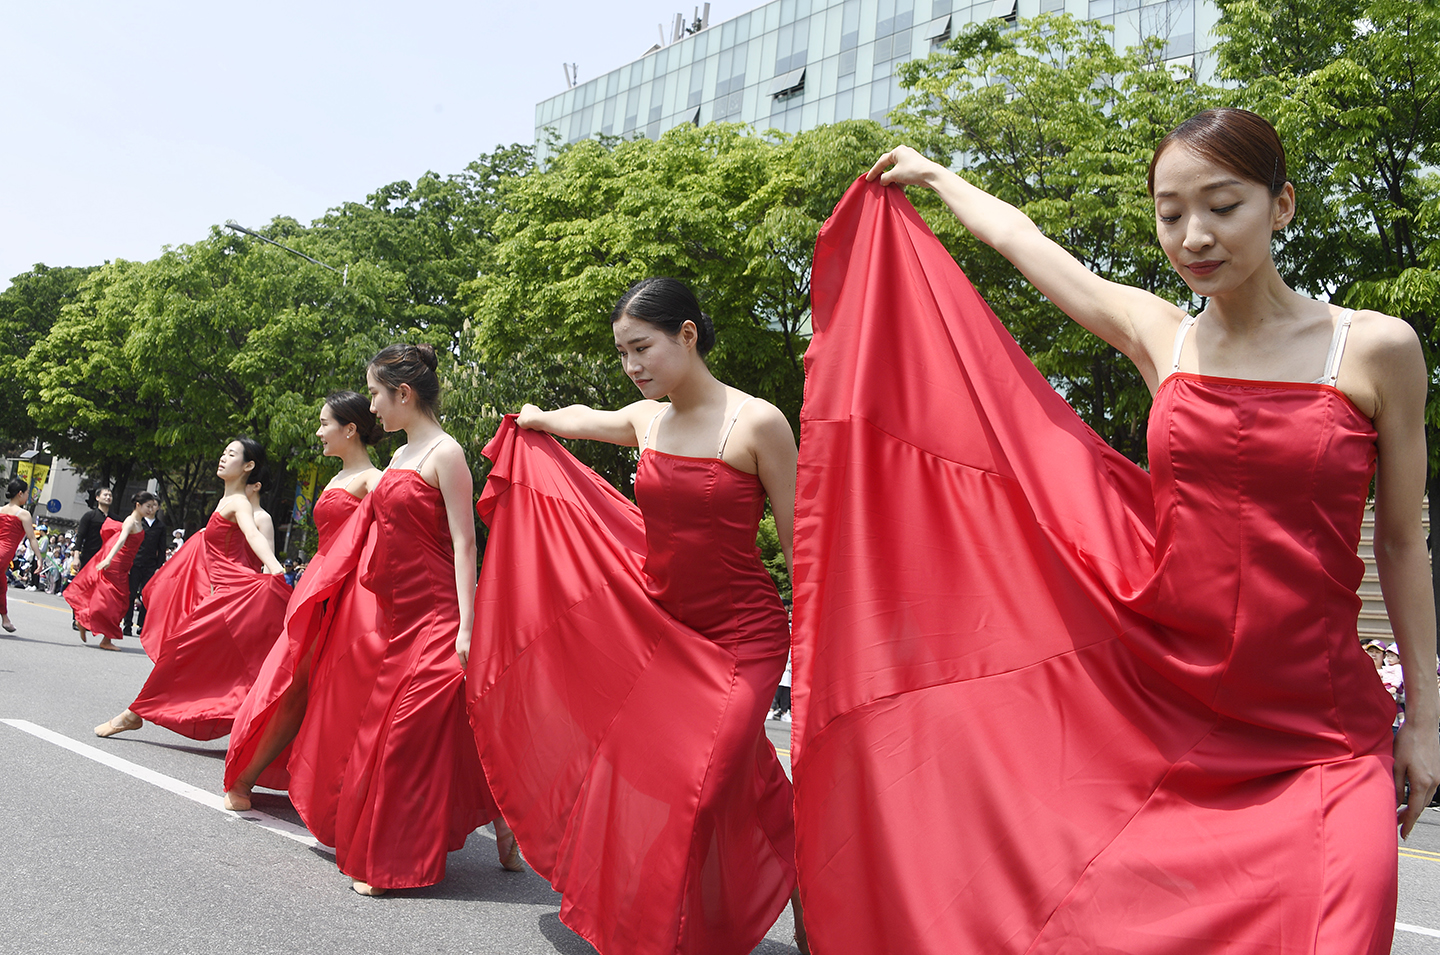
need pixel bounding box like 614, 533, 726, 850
66, 491, 158, 650
285, 344, 501, 896
468, 278, 807, 954
95, 438, 291, 739
0, 478, 43, 633
222, 391, 383, 810
784, 109, 1440, 953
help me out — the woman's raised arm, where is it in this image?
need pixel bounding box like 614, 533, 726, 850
517, 400, 658, 447
868, 146, 1183, 387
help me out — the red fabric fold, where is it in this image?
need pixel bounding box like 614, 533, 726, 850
282, 469, 495, 891
470, 418, 795, 955
0, 515, 26, 616
65, 521, 140, 641
224, 488, 384, 794
128, 512, 292, 740
791, 178, 1397, 953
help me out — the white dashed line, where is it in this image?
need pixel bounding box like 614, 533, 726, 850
1, 717, 330, 853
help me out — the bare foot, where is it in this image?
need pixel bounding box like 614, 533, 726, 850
78, 628, 88, 643
97, 637, 120, 651
95, 710, 143, 738
2, 616, 15, 633
351, 880, 386, 896
222, 787, 253, 812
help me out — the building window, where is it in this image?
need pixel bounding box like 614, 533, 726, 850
876, 0, 916, 38
775, 20, 809, 74
840, 0, 860, 51
769, 67, 806, 98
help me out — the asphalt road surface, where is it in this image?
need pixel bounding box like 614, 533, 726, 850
4, 586, 1438, 954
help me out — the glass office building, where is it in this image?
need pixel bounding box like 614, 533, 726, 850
535, 0, 1221, 152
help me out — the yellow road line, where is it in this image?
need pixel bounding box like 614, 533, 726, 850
1400, 845, 1440, 858
15, 597, 69, 614
1400, 848, 1440, 862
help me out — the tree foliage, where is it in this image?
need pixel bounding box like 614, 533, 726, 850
1214, 0, 1440, 468
892, 13, 1214, 460
0, 264, 98, 450
462, 121, 897, 432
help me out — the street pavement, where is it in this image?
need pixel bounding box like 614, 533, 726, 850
3, 585, 1439, 954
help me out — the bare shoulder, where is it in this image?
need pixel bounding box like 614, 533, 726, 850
739, 397, 795, 443
1344, 309, 1426, 422
623, 398, 668, 423
621, 398, 669, 437
430, 435, 471, 472
1348, 308, 1425, 392
1350, 308, 1421, 359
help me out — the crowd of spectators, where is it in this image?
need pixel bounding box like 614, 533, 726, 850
4, 522, 80, 595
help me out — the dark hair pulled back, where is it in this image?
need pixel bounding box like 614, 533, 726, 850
131, 490, 158, 507
326, 390, 383, 445
368, 343, 441, 418
228, 436, 268, 487
611, 278, 716, 356
6, 478, 27, 500
1148, 108, 1288, 198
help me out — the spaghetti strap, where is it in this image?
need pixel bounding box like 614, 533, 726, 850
642, 405, 669, 451
1320, 309, 1355, 387
717, 396, 755, 458
405, 437, 447, 473
341, 470, 372, 497
1169, 314, 1198, 378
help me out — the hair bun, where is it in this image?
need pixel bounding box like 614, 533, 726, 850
415, 343, 438, 372
697, 311, 716, 354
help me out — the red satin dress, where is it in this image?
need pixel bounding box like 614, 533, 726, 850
790, 179, 1399, 953
283, 467, 493, 890
129, 512, 292, 739
470, 416, 796, 955
140, 530, 208, 659
65, 522, 141, 640
0, 514, 25, 615
223, 487, 382, 796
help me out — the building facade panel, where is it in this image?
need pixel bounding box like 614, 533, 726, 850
536, 0, 1218, 153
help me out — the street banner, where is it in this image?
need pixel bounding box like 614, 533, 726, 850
16, 461, 50, 501
291, 465, 319, 524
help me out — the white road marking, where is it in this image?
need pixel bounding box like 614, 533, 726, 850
1, 718, 330, 853
1397, 922, 1440, 939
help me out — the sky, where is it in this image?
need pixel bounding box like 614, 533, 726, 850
0, 0, 710, 289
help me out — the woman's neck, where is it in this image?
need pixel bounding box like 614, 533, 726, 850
1202, 263, 1307, 336
221, 477, 248, 498
403, 418, 445, 448
663, 364, 726, 414
335, 444, 374, 474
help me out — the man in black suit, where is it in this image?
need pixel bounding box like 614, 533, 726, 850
74, 487, 119, 567
122, 495, 166, 637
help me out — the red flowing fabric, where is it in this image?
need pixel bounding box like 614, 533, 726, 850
469, 418, 795, 955
224, 488, 382, 794
282, 469, 493, 890
790, 179, 1399, 954
140, 530, 209, 661
0, 514, 26, 616
128, 512, 292, 739
65, 521, 140, 640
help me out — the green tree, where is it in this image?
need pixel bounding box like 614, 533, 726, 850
892, 13, 1216, 461
463, 121, 896, 435
0, 264, 99, 449
24, 261, 156, 494
310, 144, 536, 358
1213, 0, 1440, 643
